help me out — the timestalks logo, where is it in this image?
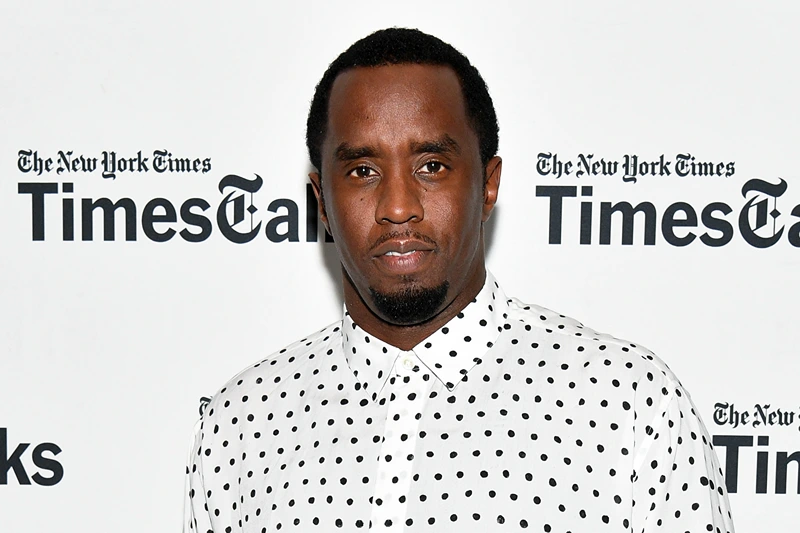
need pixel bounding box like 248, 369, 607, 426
712, 435, 800, 495
0, 428, 63, 486
16, 174, 332, 243
536, 178, 800, 247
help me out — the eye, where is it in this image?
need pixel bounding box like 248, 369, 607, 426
424, 162, 443, 173
349, 165, 377, 179
419, 161, 447, 175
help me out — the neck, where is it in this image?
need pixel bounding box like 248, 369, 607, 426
342, 263, 487, 351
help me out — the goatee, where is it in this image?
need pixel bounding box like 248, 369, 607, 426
369, 281, 450, 325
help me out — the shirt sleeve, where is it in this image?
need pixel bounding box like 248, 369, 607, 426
631, 379, 735, 533
183, 416, 214, 533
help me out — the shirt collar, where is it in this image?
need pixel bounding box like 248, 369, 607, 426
342, 271, 509, 402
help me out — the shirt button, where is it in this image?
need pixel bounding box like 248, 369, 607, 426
402, 357, 414, 370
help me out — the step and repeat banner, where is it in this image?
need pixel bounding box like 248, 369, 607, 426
1, 1, 798, 531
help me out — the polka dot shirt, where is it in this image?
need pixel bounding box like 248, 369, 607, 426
185, 272, 735, 532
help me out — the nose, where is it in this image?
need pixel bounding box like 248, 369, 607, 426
375, 171, 423, 225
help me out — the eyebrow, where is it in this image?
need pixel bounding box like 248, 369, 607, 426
335, 143, 379, 162
410, 134, 461, 156
333, 134, 462, 162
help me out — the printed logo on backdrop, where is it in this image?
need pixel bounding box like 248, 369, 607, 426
0, 428, 63, 486
535, 152, 800, 247
16, 148, 800, 248
711, 402, 800, 495
15, 149, 331, 243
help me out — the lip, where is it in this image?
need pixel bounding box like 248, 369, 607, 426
371, 238, 435, 257
371, 239, 435, 274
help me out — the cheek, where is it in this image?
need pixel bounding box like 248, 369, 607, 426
434, 191, 483, 237
326, 193, 373, 252
334, 194, 367, 223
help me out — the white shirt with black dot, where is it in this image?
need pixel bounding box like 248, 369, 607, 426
185, 272, 735, 533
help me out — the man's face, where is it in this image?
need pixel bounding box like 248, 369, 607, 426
311, 63, 501, 326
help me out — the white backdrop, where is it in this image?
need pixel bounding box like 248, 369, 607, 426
1, 1, 798, 531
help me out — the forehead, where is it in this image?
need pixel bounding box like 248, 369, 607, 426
323, 64, 477, 156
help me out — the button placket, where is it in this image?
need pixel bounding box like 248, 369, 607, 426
369, 351, 428, 531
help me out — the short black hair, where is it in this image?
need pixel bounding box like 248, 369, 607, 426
306, 28, 499, 175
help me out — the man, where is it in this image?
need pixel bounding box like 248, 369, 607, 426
185, 28, 734, 532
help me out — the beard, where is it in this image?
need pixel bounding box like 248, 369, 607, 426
369, 280, 450, 325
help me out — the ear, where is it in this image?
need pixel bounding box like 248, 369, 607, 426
481, 156, 502, 222
308, 172, 331, 234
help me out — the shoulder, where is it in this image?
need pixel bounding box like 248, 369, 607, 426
505, 295, 683, 391
200, 320, 343, 419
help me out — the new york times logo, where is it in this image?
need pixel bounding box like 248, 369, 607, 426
0, 428, 63, 486
15, 148, 331, 243
18, 148, 211, 180
536, 152, 800, 248
712, 402, 800, 495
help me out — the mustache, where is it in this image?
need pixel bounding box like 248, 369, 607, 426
369, 231, 438, 252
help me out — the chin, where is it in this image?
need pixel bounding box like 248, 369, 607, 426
368, 280, 450, 326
